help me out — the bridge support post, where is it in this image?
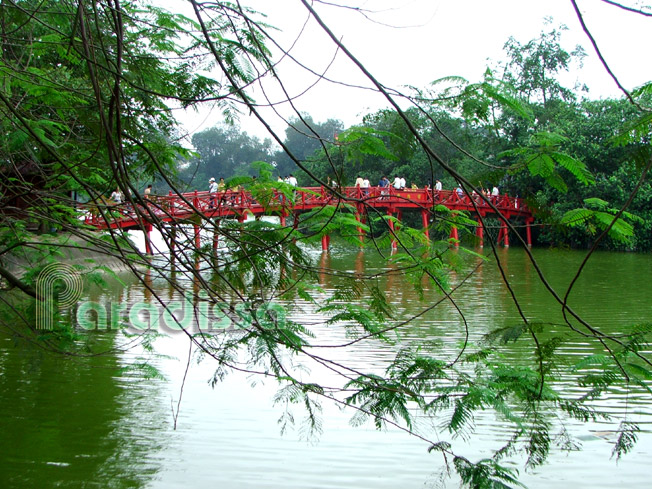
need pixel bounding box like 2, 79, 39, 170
194, 222, 201, 249
321, 234, 330, 251
355, 211, 364, 245
476, 219, 484, 248
526, 218, 533, 247
421, 209, 429, 240
291, 212, 299, 244
449, 226, 459, 247
144, 222, 153, 255
169, 223, 177, 262
449, 211, 459, 247
213, 219, 219, 252
498, 220, 509, 247
387, 210, 397, 250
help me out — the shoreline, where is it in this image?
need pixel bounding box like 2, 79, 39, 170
2, 231, 147, 280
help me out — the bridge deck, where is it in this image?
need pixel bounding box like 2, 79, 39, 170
82, 186, 532, 231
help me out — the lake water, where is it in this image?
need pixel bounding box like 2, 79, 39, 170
1, 233, 651, 488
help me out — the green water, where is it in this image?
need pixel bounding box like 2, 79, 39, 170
1, 246, 651, 488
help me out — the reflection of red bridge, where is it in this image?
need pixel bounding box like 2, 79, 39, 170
83, 186, 534, 253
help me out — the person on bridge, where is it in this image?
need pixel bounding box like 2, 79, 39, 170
361, 177, 370, 196
378, 176, 390, 199
435, 179, 442, 192
209, 178, 219, 208
491, 185, 499, 203
144, 184, 152, 200
110, 187, 123, 205
209, 177, 218, 193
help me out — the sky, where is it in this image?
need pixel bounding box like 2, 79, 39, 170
174, 0, 652, 143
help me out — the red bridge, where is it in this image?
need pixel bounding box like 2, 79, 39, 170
82, 186, 534, 253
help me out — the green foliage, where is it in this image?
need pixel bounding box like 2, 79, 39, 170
561, 198, 643, 244
501, 131, 594, 192
346, 373, 414, 429
320, 301, 391, 339
336, 126, 400, 163
453, 457, 526, 489
612, 421, 640, 461
273, 383, 324, 440
573, 323, 652, 399
297, 205, 369, 247
389, 250, 451, 299
429, 70, 533, 125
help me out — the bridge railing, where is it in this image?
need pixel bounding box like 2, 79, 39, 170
311, 186, 526, 212
79, 185, 529, 229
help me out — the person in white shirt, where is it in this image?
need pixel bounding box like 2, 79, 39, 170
208, 177, 218, 208
208, 177, 218, 193
360, 177, 370, 196
491, 185, 499, 204
110, 188, 122, 204
399, 176, 406, 189
435, 180, 442, 191
355, 176, 364, 187
393, 176, 401, 189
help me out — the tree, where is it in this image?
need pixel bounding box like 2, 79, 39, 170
1, 1, 651, 488
185, 123, 275, 188
500, 23, 586, 108
273, 115, 344, 179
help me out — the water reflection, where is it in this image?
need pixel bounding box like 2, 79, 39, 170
318, 251, 331, 288
0, 303, 167, 488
